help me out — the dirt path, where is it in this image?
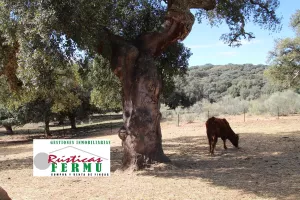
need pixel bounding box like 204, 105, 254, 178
0, 115, 299, 200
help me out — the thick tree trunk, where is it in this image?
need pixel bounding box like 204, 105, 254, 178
118, 53, 171, 170
3, 125, 13, 134
44, 116, 51, 136
58, 120, 64, 126
0, 41, 22, 91
98, 0, 216, 170
57, 115, 65, 125
68, 115, 76, 129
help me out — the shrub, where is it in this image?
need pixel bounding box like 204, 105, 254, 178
183, 113, 197, 123
160, 104, 176, 120
199, 96, 249, 116
249, 90, 300, 115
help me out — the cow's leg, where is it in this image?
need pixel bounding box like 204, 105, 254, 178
211, 136, 218, 155
223, 139, 227, 150
0, 187, 11, 200
208, 137, 212, 154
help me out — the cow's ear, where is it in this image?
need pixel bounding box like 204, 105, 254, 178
236, 134, 239, 138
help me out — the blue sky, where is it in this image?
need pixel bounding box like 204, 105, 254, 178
183, 1, 300, 67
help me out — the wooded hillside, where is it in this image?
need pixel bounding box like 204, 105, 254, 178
164, 64, 284, 108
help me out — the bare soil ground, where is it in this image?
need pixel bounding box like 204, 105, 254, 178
0, 115, 300, 200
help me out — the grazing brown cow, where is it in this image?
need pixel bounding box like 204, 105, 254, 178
0, 186, 12, 200
205, 117, 239, 155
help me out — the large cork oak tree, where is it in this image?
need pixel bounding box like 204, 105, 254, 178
0, 0, 281, 170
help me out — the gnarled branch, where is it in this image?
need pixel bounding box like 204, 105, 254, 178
135, 0, 216, 56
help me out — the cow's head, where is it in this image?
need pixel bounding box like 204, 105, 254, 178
232, 134, 239, 148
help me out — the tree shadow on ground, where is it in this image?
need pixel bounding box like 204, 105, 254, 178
111, 146, 123, 171
0, 145, 32, 156
78, 114, 123, 125
139, 132, 300, 199
0, 146, 123, 173
1, 127, 299, 199
0, 121, 123, 145
0, 121, 124, 172
71, 122, 123, 138
0, 157, 33, 172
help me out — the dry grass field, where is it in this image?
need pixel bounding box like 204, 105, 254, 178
0, 115, 300, 200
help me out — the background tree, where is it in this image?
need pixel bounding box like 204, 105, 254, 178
0, 106, 16, 134
0, 0, 281, 170
16, 54, 83, 135
50, 64, 84, 130
157, 42, 192, 105
0, 76, 21, 134
266, 10, 300, 90
90, 56, 123, 112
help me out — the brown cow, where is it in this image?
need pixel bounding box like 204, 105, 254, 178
205, 117, 239, 155
0, 186, 12, 200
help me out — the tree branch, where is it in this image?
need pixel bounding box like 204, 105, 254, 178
249, 0, 275, 15
136, 0, 216, 56
96, 28, 139, 81
97, 0, 216, 85
292, 70, 299, 80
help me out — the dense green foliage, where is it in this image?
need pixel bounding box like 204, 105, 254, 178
0, 0, 193, 133
0, 0, 281, 88
196, 0, 281, 47
165, 64, 285, 109
89, 56, 122, 111
0, 0, 283, 133
265, 10, 300, 90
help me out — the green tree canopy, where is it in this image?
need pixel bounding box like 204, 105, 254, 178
0, 0, 281, 84
266, 10, 300, 90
